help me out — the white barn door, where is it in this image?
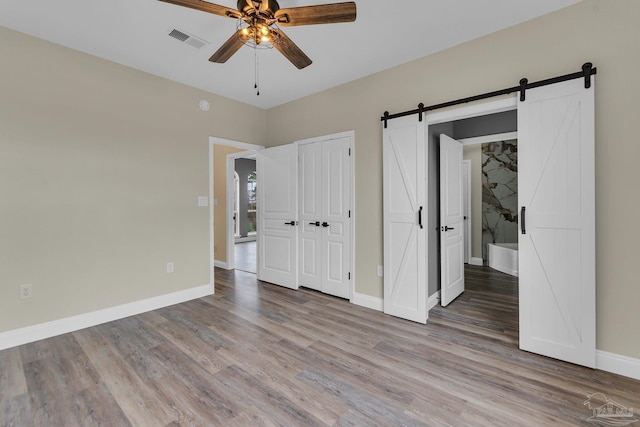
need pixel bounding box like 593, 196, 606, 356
518, 78, 596, 367
440, 134, 465, 306
383, 116, 428, 324
257, 144, 299, 289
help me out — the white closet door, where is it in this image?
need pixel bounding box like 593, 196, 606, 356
440, 134, 465, 306
518, 78, 595, 367
321, 137, 351, 299
257, 144, 298, 289
298, 142, 322, 291
383, 116, 428, 324
298, 137, 352, 299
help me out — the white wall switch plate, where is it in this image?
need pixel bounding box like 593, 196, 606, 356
166, 262, 174, 273
377, 265, 384, 277
197, 196, 209, 207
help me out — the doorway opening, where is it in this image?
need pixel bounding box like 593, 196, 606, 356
209, 137, 264, 283
426, 99, 519, 307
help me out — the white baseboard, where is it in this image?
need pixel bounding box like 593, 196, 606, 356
351, 292, 383, 312
214, 260, 230, 269
428, 291, 441, 311
0, 284, 213, 351
597, 350, 640, 381
469, 257, 484, 266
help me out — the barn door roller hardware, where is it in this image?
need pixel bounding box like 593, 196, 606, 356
381, 62, 596, 127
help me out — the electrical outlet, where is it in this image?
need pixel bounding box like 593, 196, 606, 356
377, 265, 384, 277
19, 284, 32, 299
166, 262, 174, 273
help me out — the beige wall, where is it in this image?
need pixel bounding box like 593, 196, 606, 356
3, 0, 640, 362
266, 0, 640, 359
0, 27, 267, 332
213, 145, 245, 264
463, 145, 483, 260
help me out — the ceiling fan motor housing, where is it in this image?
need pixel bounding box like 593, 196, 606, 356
238, 0, 280, 17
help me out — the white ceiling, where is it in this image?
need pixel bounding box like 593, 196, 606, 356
0, 0, 581, 109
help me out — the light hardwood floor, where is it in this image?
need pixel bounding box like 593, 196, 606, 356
1, 266, 639, 426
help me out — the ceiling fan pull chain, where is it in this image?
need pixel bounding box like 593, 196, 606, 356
254, 47, 260, 96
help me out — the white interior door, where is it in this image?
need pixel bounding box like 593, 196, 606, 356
383, 116, 427, 324
298, 137, 352, 299
518, 78, 595, 368
257, 144, 298, 289
440, 134, 465, 306
321, 137, 351, 299
298, 142, 322, 291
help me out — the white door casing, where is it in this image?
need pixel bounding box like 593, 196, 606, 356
462, 159, 472, 264
257, 144, 299, 289
383, 116, 428, 324
298, 136, 352, 299
518, 78, 596, 368
440, 134, 465, 307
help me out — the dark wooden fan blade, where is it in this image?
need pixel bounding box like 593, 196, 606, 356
271, 29, 312, 69
275, 2, 356, 26
157, 0, 241, 19
209, 30, 248, 63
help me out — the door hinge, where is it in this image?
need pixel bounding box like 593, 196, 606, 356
348, 272, 351, 280
348, 210, 351, 218
348, 148, 351, 156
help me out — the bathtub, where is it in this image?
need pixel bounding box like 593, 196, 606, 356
487, 243, 518, 277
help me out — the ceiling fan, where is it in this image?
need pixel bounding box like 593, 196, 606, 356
159, 0, 357, 69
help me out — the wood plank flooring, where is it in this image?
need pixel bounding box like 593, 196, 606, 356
1, 265, 639, 426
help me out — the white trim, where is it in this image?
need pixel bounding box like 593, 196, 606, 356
214, 260, 230, 269
295, 130, 355, 146
0, 284, 212, 351
428, 291, 441, 311
469, 257, 484, 266
351, 292, 383, 312
209, 142, 215, 293
462, 159, 472, 264
459, 131, 518, 146
427, 97, 517, 125
597, 350, 640, 381
209, 136, 264, 151
234, 236, 256, 243
226, 149, 259, 270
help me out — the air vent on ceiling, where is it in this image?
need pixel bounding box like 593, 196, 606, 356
167, 28, 209, 49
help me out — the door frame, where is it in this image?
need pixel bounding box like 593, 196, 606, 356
294, 130, 356, 301
226, 150, 257, 271
209, 137, 264, 291
425, 97, 517, 313
462, 159, 471, 264
458, 130, 519, 267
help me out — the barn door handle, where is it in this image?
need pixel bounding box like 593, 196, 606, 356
309, 221, 320, 226
321, 222, 330, 227
418, 206, 423, 229
521, 207, 526, 234
284, 221, 296, 226
444, 226, 454, 231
